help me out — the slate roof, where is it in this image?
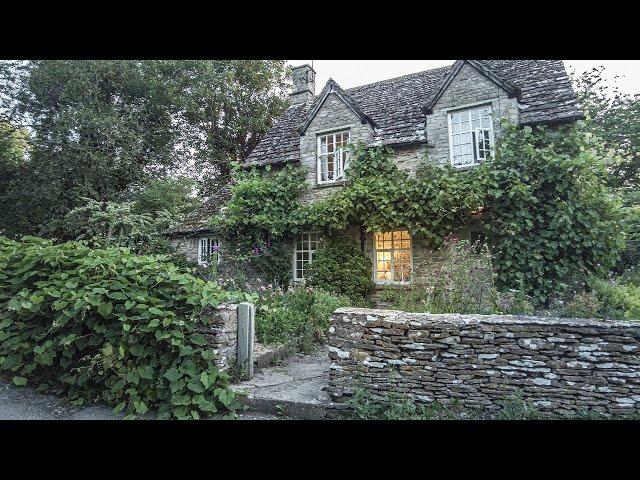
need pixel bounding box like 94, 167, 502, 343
165, 185, 231, 236
244, 60, 584, 167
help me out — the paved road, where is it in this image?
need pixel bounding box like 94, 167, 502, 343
0, 380, 282, 420
0, 380, 119, 420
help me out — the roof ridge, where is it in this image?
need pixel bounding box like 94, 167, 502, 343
344, 63, 454, 92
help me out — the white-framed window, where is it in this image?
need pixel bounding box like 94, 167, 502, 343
293, 232, 321, 281
197, 237, 220, 266
317, 130, 350, 184
374, 230, 412, 284
448, 105, 494, 167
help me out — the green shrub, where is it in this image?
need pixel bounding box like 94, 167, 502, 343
306, 240, 374, 302
0, 235, 250, 419
255, 285, 348, 352
552, 291, 602, 319
482, 123, 624, 305
377, 238, 534, 315
588, 277, 640, 320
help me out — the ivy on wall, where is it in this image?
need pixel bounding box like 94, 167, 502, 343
215, 122, 624, 304
480, 123, 624, 303
215, 163, 308, 285
305, 144, 483, 247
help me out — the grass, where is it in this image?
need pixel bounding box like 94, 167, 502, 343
347, 387, 640, 420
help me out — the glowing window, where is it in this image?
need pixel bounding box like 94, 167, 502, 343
374, 230, 412, 283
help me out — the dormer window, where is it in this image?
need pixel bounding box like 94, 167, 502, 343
448, 105, 494, 167
317, 130, 349, 184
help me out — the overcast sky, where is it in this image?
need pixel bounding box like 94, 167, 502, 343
286, 60, 640, 96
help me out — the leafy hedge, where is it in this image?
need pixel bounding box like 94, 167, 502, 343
255, 285, 348, 351
306, 239, 374, 303
0, 236, 249, 419
481, 123, 624, 304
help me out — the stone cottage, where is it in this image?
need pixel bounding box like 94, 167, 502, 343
167, 60, 583, 286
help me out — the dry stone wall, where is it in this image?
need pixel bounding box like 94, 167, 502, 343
327, 308, 640, 417
199, 303, 238, 371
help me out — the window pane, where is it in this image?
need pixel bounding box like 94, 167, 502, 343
376, 251, 392, 281
375, 233, 384, 249
320, 157, 328, 182
394, 251, 411, 282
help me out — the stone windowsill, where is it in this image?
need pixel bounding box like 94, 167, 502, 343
314, 180, 349, 190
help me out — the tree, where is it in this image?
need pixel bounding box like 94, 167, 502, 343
164, 60, 289, 194
2, 60, 181, 234
573, 66, 640, 191
0, 121, 30, 236
573, 67, 640, 272
0, 60, 290, 237
129, 176, 200, 217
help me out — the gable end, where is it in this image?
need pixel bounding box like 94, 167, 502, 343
298, 79, 377, 136
423, 60, 520, 114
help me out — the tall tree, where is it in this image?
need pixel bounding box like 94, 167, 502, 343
572, 67, 640, 272
165, 60, 289, 194
573, 66, 640, 191
0, 60, 290, 237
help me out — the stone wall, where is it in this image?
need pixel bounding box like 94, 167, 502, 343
327, 308, 640, 418
168, 235, 200, 263
199, 303, 239, 371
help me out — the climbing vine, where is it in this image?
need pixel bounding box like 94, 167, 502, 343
215, 163, 308, 285
217, 123, 624, 305
305, 143, 484, 247
479, 122, 624, 304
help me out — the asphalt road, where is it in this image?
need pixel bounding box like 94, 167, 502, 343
0, 380, 281, 420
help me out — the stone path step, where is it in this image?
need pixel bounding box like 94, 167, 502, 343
231, 347, 332, 420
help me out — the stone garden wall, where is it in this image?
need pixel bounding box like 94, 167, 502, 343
327, 307, 640, 417
199, 304, 239, 371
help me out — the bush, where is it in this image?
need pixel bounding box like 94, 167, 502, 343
0, 236, 250, 419
588, 277, 640, 320
306, 240, 374, 303
482, 123, 624, 305
378, 238, 534, 315
551, 291, 602, 319
255, 285, 348, 352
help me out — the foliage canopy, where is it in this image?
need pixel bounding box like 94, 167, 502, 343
0, 236, 249, 419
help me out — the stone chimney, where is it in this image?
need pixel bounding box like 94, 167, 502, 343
290, 64, 316, 105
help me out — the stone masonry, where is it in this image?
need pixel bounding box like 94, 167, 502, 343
327, 307, 640, 418
426, 63, 519, 166
199, 303, 239, 371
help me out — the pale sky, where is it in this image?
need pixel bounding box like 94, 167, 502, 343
286, 60, 640, 96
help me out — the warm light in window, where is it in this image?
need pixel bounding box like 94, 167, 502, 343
374, 230, 411, 283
